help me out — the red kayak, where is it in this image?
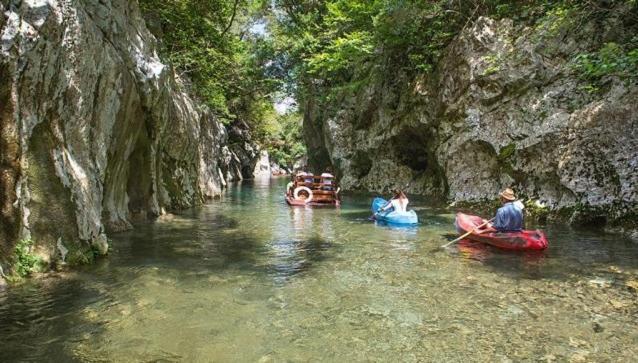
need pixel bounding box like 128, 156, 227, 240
455, 213, 548, 251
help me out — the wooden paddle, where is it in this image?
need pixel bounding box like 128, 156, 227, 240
441, 218, 494, 249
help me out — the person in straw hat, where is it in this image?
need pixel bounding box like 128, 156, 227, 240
479, 188, 524, 233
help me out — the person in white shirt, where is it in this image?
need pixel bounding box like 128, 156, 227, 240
379, 190, 409, 213
320, 170, 335, 190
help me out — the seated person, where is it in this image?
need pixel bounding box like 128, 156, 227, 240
379, 190, 409, 213
320, 169, 335, 190
480, 188, 524, 233
303, 172, 314, 186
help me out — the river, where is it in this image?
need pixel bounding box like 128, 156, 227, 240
1, 177, 637, 362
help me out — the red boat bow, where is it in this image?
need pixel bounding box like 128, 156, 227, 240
455, 213, 548, 251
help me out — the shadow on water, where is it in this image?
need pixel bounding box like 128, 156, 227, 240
112, 214, 261, 269
266, 235, 338, 285
0, 278, 107, 362
337, 209, 374, 224
110, 211, 340, 285
3, 177, 638, 362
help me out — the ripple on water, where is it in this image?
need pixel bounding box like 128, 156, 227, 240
1, 178, 637, 362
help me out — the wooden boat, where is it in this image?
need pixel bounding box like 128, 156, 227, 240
285, 173, 340, 207
455, 213, 548, 251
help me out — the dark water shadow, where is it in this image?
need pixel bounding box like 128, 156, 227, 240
266, 235, 339, 285
334, 209, 374, 223
110, 211, 342, 286
0, 277, 110, 362
111, 216, 265, 277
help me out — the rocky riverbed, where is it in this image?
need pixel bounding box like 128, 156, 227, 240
1, 178, 637, 361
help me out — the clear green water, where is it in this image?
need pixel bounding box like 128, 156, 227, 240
1, 178, 638, 362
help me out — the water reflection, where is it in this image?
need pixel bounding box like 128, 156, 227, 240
0, 177, 637, 362
456, 240, 548, 279
289, 205, 313, 232
373, 221, 420, 234
267, 236, 334, 285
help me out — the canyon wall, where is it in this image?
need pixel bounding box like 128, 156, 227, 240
0, 0, 258, 272
304, 7, 637, 230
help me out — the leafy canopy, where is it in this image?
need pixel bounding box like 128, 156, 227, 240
139, 0, 280, 123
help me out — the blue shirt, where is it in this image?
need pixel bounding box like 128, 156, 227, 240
493, 202, 524, 232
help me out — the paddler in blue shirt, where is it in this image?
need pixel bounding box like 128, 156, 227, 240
479, 188, 524, 233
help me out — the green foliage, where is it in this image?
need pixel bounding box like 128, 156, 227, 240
273, 0, 463, 83
524, 199, 551, 223
66, 248, 95, 266
534, 3, 578, 38
572, 42, 638, 92
482, 54, 503, 76
13, 239, 42, 278
138, 0, 308, 158
498, 143, 516, 160
265, 111, 306, 168
269, 0, 586, 103
244, 99, 279, 142
139, 0, 281, 124
307, 30, 374, 76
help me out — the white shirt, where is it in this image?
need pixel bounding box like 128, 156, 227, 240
384, 198, 408, 213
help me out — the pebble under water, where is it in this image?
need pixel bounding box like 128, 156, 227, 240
1, 177, 637, 362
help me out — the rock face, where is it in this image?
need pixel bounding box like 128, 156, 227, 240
0, 0, 258, 268
253, 150, 271, 177
225, 121, 260, 181
304, 10, 637, 226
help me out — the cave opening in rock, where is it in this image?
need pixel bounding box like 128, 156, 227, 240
126, 128, 153, 219
391, 128, 431, 173
351, 150, 373, 178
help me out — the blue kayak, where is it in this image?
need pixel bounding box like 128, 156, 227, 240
371, 197, 418, 225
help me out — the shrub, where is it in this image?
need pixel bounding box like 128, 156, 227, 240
13, 239, 42, 278
572, 42, 638, 92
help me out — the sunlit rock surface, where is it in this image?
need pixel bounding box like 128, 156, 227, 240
0, 0, 257, 265
253, 150, 272, 177
304, 12, 637, 227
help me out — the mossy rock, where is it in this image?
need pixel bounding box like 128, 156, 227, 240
498, 143, 516, 160
524, 199, 551, 223
452, 198, 502, 217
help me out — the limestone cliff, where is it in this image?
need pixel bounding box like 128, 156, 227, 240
304, 7, 637, 229
0, 0, 258, 271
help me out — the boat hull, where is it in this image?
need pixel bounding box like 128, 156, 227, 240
371, 197, 418, 225
285, 194, 340, 207
455, 213, 548, 251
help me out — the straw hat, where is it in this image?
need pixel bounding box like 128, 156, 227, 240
499, 188, 516, 201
